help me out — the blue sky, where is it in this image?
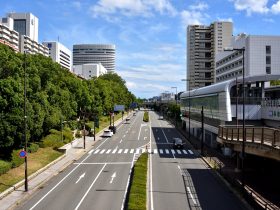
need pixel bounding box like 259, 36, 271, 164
1, 0, 280, 98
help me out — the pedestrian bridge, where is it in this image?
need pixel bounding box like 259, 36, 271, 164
217, 126, 280, 161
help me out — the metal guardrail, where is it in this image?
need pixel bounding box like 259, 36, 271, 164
218, 126, 280, 148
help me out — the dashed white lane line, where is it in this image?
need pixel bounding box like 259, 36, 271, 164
136, 149, 140, 154
153, 149, 158, 154
100, 149, 106, 154
176, 150, 182, 154
187, 187, 197, 205
165, 149, 169, 154
183, 150, 188, 154
112, 149, 117, 154
188, 150, 194, 155
118, 149, 123, 154
106, 149, 111, 154
171, 149, 175, 154
130, 149, 134, 153
159, 149, 163, 154
124, 149, 128, 154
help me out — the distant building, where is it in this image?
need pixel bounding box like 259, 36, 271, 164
73, 63, 107, 80
0, 17, 19, 51
187, 21, 233, 90
43, 41, 72, 70
160, 92, 175, 102
73, 44, 115, 72
216, 34, 280, 83
19, 35, 48, 56
7, 12, 38, 42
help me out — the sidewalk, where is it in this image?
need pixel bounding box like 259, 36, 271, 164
0, 115, 128, 210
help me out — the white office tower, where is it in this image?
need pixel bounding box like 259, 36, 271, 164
43, 41, 72, 70
73, 63, 107, 79
73, 44, 115, 72
215, 34, 280, 83
0, 17, 19, 51
7, 12, 38, 42
187, 21, 233, 90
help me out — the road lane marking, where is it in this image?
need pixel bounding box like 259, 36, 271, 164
110, 172, 116, 184
157, 137, 160, 140
142, 148, 146, 153
112, 149, 117, 154
153, 149, 158, 154
74, 162, 131, 165
106, 149, 111, 154
149, 116, 154, 210
183, 150, 188, 154
187, 187, 197, 205
130, 149, 134, 153
94, 149, 100, 154
165, 149, 169, 154
171, 149, 175, 154
75, 164, 107, 210
136, 149, 140, 154
188, 150, 194, 155
176, 150, 182, 154
159, 149, 163, 154
124, 149, 128, 154
88, 149, 94, 155
118, 149, 123, 154
120, 139, 123, 143
148, 149, 151, 153
100, 149, 105, 154
126, 131, 128, 134
75, 172, 86, 184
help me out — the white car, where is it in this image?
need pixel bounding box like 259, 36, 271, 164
159, 116, 164, 120
103, 129, 113, 137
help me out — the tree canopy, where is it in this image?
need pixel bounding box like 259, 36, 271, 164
0, 44, 136, 157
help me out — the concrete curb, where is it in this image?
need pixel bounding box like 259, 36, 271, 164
0, 154, 66, 200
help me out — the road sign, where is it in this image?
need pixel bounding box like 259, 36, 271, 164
19, 150, 27, 158
114, 105, 125, 111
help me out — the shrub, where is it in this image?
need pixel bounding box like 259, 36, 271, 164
28, 143, 39, 153
11, 149, 25, 168
0, 160, 12, 175
75, 130, 82, 138
41, 134, 64, 150
143, 111, 149, 122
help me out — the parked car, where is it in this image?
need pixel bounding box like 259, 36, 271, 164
103, 129, 113, 137
159, 116, 164, 120
173, 138, 183, 149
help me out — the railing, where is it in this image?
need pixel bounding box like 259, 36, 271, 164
262, 99, 280, 107
218, 126, 280, 148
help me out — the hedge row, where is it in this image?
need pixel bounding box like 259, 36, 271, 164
143, 111, 149, 122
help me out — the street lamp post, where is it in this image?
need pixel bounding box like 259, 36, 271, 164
171, 87, 178, 127
224, 47, 246, 190
182, 79, 191, 140
24, 51, 28, 192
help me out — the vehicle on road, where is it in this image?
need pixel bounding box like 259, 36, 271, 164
159, 116, 164, 120
126, 117, 131, 121
103, 129, 113, 137
133, 112, 136, 116
173, 138, 183, 149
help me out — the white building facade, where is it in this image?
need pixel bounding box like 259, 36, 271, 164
73, 44, 115, 72
20, 35, 48, 56
0, 17, 19, 52
73, 63, 107, 80
216, 34, 280, 83
43, 41, 72, 70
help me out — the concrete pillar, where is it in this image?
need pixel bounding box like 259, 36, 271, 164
261, 81, 265, 99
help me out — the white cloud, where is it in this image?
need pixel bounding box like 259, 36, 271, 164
217, 17, 233, 22
189, 2, 209, 11
229, 0, 269, 15
271, 0, 280, 14
180, 10, 206, 25
263, 18, 274, 22
90, 0, 177, 18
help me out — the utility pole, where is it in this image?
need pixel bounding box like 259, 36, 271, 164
24, 51, 28, 192
83, 115, 86, 149
201, 106, 204, 156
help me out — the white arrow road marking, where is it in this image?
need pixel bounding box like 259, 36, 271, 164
110, 172, 117, 184
75, 172, 86, 184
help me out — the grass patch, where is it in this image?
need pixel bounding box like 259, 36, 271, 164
127, 153, 148, 210
0, 147, 62, 193
143, 111, 149, 122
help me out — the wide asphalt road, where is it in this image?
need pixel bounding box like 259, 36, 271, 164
148, 111, 247, 210
16, 111, 150, 210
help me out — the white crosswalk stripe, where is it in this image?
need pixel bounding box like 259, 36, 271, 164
90, 148, 194, 155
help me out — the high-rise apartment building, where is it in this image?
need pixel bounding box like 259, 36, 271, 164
0, 17, 19, 52
7, 12, 38, 42
73, 44, 115, 72
187, 21, 233, 90
43, 41, 72, 70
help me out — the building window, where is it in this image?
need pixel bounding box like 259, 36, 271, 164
266, 45, 271, 54
266, 56, 271, 64
205, 72, 211, 78
266, 66, 271, 74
